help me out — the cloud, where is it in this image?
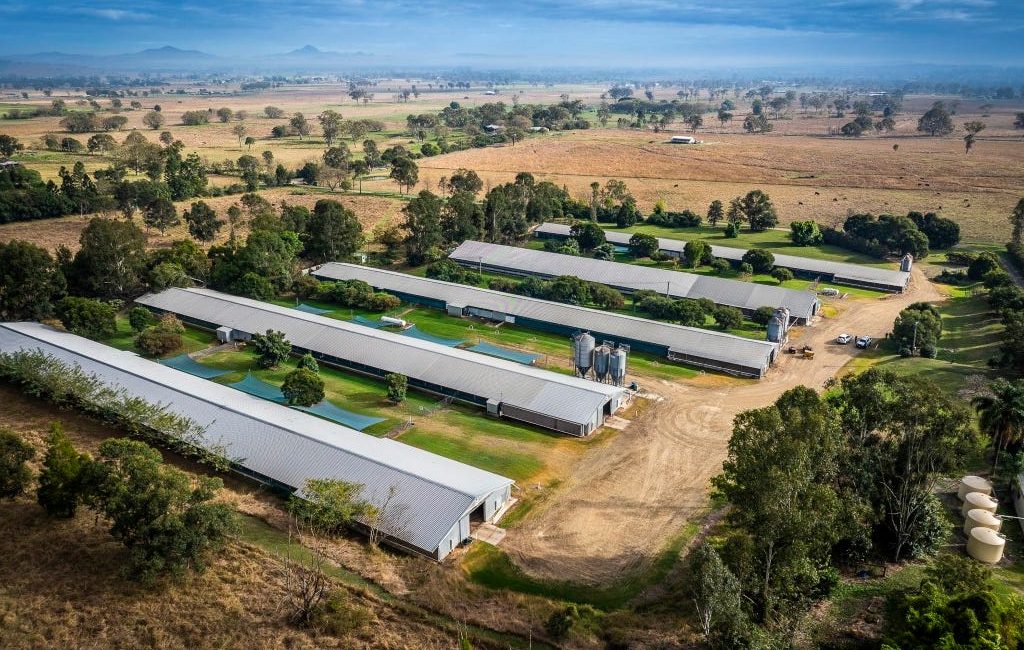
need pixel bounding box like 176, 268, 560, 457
70, 6, 153, 21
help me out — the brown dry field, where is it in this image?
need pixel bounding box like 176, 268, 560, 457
0, 383, 692, 648
0, 187, 404, 252
4, 85, 1022, 244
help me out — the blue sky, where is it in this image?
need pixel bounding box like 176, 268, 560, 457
1, 0, 1021, 67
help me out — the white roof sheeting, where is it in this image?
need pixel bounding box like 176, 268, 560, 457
450, 240, 821, 322
0, 322, 514, 555
135, 287, 624, 428
535, 223, 910, 292
314, 263, 776, 376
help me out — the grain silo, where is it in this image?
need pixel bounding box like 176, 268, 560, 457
572, 331, 596, 378
593, 344, 611, 382
766, 308, 790, 343
610, 347, 628, 386
957, 475, 993, 501
963, 509, 1002, 536
966, 527, 1006, 564
961, 491, 998, 516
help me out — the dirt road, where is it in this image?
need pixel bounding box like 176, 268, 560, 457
502, 269, 943, 584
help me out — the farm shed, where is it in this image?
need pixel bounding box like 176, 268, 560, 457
534, 223, 911, 293
450, 240, 821, 324
135, 288, 626, 436
0, 322, 514, 561
669, 135, 697, 144
313, 263, 778, 378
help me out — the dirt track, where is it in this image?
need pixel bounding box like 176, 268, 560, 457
503, 268, 942, 584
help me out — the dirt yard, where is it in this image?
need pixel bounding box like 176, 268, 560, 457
502, 268, 944, 584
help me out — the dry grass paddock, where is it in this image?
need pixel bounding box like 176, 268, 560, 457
3, 84, 1021, 244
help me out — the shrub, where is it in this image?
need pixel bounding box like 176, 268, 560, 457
741, 248, 775, 273
282, 368, 325, 407
790, 220, 823, 246
385, 373, 407, 404
751, 306, 775, 327
36, 422, 89, 518
921, 343, 937, 358
714, 306, 743, 330
590, 283, 625, 309
252, 330, 291, 368
0, 428, 34, 499
84, 438, 236, 583
56, 297, 117, 339
128, 306, 154, 332
738, 262, 754, 276
298, 353, 319, 372
292, 274, 319, 299
628, 233, 659, 258
683, 240, 711, 268
592, 243, 615, 261
710, 258, 731, 273
487, 277, 520, 293
967, 251, 1000, 281
723, 222, 740, 238
770, 267, 794, 284
363, 292, 401, 312
134, 326, 182, 357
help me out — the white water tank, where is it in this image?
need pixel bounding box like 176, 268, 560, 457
961, 491, 998, 516
957, 475, 993, 501
966, 527, 1005, 564
964, 509, 1002, 536
380, 316, 407, 328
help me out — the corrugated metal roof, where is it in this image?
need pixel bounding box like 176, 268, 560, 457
535, 223, 910, 291
135, 288, 624, 427
450, 240, 821, 321
0, 322, 514, 555
314, 263, 776, 376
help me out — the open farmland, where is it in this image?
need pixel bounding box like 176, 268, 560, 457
414, 98, 1024, 244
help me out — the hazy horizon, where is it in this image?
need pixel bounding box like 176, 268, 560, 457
2, 0, 1022, 69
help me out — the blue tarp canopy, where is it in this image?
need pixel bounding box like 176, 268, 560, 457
297, 401, 386, 431
468, 342, 541, 365
295, 303, 333, 315
399, 325, 464, 347
228, 374, 287, 403
352, 315, 388, 328
161, 354, 230, 379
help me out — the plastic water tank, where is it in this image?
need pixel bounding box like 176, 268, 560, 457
966, 527, 1005, 564
572, 332, 595, 376
593, 344, 611, 381
963, 508, 1002, 536
961, 491, 998, 516
957, 475, 993, 501
610, 348, 628, 385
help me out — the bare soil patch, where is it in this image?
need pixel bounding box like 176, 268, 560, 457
502, 269, 943, 584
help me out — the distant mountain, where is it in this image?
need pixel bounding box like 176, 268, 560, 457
4, 46, 221, 73
284, 45, 323, 56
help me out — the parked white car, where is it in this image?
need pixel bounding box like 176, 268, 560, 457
836, 333, 852, 344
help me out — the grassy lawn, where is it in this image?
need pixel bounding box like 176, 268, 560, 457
461, 522, 698, 610
192, 346, 572, 482
610, 223, 896, 267
277, 294, 706, 381
102, 315, 217, 358
621, 254, 887, 299
838, 283, 1001, 394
